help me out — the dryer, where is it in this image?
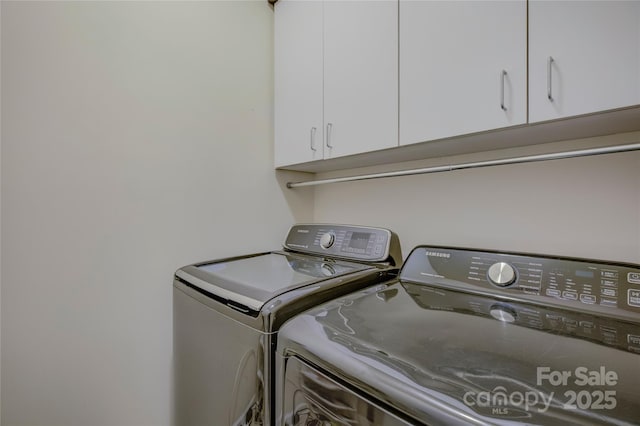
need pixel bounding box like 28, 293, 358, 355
276, 245, 640, 425
173, 224, 401, 426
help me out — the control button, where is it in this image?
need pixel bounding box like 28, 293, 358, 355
320, 232, 335, 249
600, 298, 617, 307
628, 272, 640, 284
490, 304, 517, 323
487, 262, 517, 287
546, 289, 561, 297
373, 245, 383, 256
562, 291, 578, 300
601, 270, 618, 279
601, 288, 617, 297
628, 289, 640, 307
580, 294, 597, 304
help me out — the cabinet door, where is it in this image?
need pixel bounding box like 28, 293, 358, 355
274, 0, 323, 167
529, 1, 640, 123
323, 0, 398, 159
400, 0, 527, 146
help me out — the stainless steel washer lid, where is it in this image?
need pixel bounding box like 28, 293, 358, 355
176, 252, 372, 312
277, 282, 640, 425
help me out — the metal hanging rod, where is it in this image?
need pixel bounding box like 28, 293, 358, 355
286, 142, 640, 189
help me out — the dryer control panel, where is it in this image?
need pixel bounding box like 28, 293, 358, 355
284, 224, 401, 265
400, 246, 640, 321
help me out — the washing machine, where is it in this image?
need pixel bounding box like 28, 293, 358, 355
173, 224, 401, 426
276, 245, 640, 425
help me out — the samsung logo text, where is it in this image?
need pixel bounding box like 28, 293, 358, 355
425, 251, 451, 259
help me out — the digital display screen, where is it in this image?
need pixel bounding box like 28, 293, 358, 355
575, 269, 595, 278
349, 232, 371, 250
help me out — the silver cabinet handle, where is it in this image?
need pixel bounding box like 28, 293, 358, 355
326, 123, 333, 149
500, 70, 507, 111
547, 56, 554, 102
310, 127, 317, 152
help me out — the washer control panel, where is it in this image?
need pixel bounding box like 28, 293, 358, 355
400, 246, 640, 320
284, 224, 395, 263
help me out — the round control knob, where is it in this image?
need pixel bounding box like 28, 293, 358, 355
319, 232, 335, 249
487, 262, 516, 287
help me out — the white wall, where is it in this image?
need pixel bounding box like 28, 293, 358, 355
313, 132, 640, 264
0, 3, 3, 421
1, 2, 311, 425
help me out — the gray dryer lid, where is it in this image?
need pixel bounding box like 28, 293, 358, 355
277, 282, 640, 425
175, 252, 373, 313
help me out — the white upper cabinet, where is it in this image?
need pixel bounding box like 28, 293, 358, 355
274, 0, 323, 167
275, 0, 640, 172
323, 1, 398, 159
400, 0, 527, 146
529, 1, 640, 123
274, 0, 398, 167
